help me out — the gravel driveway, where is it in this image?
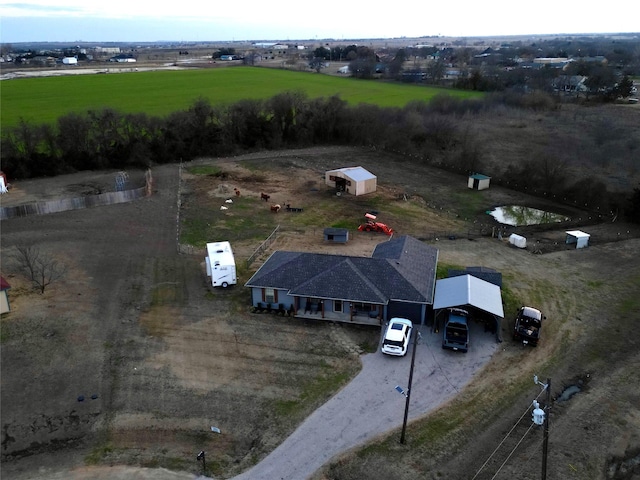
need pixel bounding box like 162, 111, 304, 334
233, 322, 499, 480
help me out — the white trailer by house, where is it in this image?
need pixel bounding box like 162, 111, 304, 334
205, 241, 237, 288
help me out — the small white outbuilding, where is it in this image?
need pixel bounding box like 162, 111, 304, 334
325, 166, 376, 196
62, 57, 77, 65
468, 173, 491, 190
565, 230, 590, 249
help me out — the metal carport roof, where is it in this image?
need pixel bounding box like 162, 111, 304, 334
433, 274, 504, 318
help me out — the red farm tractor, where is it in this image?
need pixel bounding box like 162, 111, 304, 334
358, 213, 394, 235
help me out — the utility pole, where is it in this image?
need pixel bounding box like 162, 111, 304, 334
541, 378, 551, 480
400, 327, 419, 444
197, 450, 206, 475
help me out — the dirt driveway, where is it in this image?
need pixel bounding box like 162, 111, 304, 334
2, 147, 640, 480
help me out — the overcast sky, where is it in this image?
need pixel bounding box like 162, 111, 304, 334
1, 0, 639, 44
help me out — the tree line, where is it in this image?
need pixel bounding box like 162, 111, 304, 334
1, 90, 638, 221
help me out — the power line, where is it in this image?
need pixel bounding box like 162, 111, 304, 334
489, 423, 535, 480
471, 388, 546, 480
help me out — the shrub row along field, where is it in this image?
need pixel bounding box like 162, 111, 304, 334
0, 66, 482, 129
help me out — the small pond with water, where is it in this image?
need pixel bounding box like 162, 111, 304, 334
488, 205, 570, 226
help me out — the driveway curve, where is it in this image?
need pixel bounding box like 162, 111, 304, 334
233, 322, 499, 480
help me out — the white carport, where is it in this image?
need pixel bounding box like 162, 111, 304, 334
433, 274, 504, 342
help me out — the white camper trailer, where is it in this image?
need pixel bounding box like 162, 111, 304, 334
205, 241, 237, 288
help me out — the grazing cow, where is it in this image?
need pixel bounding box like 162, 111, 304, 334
261, 192, 270, 202
270, 204, 281, 213
234, 187, 241, 197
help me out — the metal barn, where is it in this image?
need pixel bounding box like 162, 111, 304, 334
325, 166, 377, 196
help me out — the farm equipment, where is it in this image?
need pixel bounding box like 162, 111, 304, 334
357, 212, 394, 235
513, 306, 544, 346
358, 221, 394, 235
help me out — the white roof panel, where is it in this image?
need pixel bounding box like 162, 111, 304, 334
327, 166, 376, 181
566, 230, 590, 238
433, 274, 504, 318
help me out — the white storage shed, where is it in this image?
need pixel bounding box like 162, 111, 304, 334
468, 173, 491, 190
565, 230, 590, 249
325, 166, 376, 196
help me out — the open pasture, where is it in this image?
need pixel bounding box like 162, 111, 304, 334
0, 66, 481, 129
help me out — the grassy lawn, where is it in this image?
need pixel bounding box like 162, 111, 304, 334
1, 66, 483, 129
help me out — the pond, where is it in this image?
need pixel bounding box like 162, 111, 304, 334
488, 205, 570, 226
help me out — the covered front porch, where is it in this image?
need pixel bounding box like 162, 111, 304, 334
294, 296, 384, 326
293, 307, 383, 326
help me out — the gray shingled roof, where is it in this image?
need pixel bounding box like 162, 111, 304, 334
245, 235, 438, 305
447, 266, 502, 287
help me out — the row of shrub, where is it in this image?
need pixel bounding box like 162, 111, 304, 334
2, 90, 638, 222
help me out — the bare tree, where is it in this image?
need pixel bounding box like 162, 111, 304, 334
11, 245, 67, 294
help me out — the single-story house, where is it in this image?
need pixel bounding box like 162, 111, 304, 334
433, 273, 504, 341
245, 235, 438, 326
325, 166, 376, 196
468, 173, 491, 190
0, 277, 11, 314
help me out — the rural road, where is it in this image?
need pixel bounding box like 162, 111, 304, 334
232, 322, 499, 480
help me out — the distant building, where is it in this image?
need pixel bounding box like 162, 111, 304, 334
468, 173, 491, 190
0, 277, 11, 314
109, 54, 136, 63
325, 166, 377, 196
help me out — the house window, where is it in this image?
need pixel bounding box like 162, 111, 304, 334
265, 288, 275, 304
333, 300, 343, 313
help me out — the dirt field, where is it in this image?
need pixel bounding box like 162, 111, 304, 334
2, 146, 640, 480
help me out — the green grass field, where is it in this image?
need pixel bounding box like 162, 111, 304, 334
1, 66, 482, 129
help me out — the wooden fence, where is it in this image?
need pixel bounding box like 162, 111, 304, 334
0, 169, 153, 221
246, 225, 280, 268
0, 186, 148, 220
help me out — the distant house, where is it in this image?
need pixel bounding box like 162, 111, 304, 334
554, 75, 588, 94
245, 235, 438, 326
62, 57, 78, 65
325, 166, 376, 196
0, 277, 11, 314
109, 54, 136, 63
